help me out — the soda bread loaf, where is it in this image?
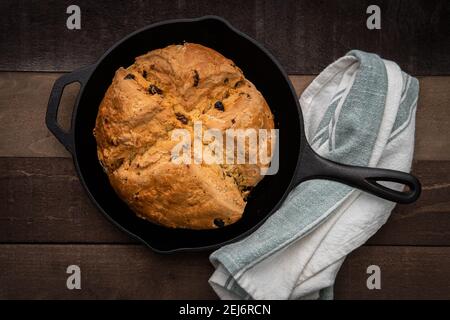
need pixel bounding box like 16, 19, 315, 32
94, 43, 274, 229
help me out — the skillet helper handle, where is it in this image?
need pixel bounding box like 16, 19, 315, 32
45, 65, 94, 154
296, 145, 421, 204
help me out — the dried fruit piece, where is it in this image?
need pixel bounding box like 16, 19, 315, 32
148, 84, 163, 95
142, 70, 147, 78
124, 74, 135, 80
214, 218, 225, 228
193, 70, 200, 87
224, 78, 229, 84
234, 80, 244, 88
175, 112, 188, 124
111, 158, 125, 171
214, 101, 224, 111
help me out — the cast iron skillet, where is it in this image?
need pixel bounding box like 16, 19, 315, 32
46, 16, 421, 253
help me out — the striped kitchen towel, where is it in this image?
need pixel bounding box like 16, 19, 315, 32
209, 50, 419, 300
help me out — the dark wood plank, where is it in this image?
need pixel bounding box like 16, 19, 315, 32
0, 72, 70, 157
0, 0, 449, 74
1, 73, 449, 160
1, 158, 449, 245
0, 244, 215, 299
0, 244, 449, 299
335, 246, 450, 300
414, 76, 450, 161
0, 157, 134, 244
368, 160, 450, 245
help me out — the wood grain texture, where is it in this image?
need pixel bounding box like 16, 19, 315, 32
1, 73, 449, 160
0, 244, 449, 299
367, 160, 450, 245
0, 157, 133, 244
0, 244, 215, 299
414, 77, 450, 161
335, 246, 450, 300
1, 0, 449, 301
0, 72, 71, 157
1, 157, 449, 245
0, 0, 449, 74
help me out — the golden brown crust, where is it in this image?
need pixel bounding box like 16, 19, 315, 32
94, 43, 274, 229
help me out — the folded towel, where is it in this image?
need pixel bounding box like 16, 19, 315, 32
209, 50, 419, 300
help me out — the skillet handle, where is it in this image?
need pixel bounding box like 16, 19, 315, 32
46, 65, 94, 154
295, 145, 421, 204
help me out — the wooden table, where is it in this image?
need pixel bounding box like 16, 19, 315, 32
1, 0, 449, 299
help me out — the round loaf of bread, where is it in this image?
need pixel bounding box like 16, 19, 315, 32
94, 43, 274, 229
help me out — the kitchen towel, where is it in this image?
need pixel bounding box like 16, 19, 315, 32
208, 50, 419, 300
